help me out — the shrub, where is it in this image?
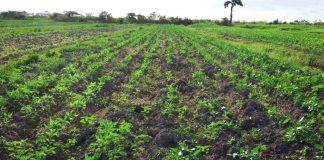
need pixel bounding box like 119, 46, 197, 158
216, 17, 231, 26
0, 11, 27, 19
99, 11, 114, 23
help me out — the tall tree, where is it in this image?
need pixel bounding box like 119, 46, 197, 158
99, 11, 113, 22
224, 0, 243, 23
63, 11, 80, 18
137, 14, 147, 23
148, 12, 157, 23
126, 12, 137, 23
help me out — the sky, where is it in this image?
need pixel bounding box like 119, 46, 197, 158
0, 0, 323, 22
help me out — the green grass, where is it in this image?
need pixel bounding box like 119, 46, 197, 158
191, 23, 324, 71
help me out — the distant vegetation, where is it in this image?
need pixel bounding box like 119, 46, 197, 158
49, 11, 193, 25
0, 11, 27, 19
0, 10, 193, 25
1, 10, 323, 26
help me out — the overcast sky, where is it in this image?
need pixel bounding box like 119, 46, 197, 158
1, 0, 323, 22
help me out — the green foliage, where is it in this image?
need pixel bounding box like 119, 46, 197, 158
0, 112, 13, 127
201, 120, 234, 141
80, 115, 97, 127
197, 98, 216, 112
192, 70, 206, 87
240, 128, 260, 143
166, 36, 174, 65
228, 144, 266, 160
284, 117, 319, 143
166, 71, 174, 81
70, 94, 87, 109
6, 140, 34, 160
86, 120, 132, 159
132, 131, 152, 157
162, 83, 179, 117
23, 54, 40, 65
165, 142, 210, 160
141, 105, 153, 116
267, 106, 291, 127
0, 96, 5, 106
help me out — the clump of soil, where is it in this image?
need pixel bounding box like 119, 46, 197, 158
241, 100, 270, 130
153, 129, 180, 148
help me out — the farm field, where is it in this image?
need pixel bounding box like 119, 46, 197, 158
0, 20, 323, 160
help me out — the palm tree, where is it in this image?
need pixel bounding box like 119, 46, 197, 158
224, 0, 243, 23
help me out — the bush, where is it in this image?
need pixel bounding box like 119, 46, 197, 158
50, 13, 68, 21
216, 17, 231, 26
50, 11, 82, 22
0, 11, 27, 19
116, 18, 125, 24
273, 19, 279, 24
99, 11, 113, 23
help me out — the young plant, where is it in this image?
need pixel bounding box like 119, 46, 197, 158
86, 120, 132, 159
165, 142, 210, 160
192, 70, 206, 87
227, 144, 266, 160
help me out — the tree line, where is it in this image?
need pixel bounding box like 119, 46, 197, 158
0, 10, 193, 25
52, 11, 193, 25
1, 10, 323, 25
0, 11, 28, 19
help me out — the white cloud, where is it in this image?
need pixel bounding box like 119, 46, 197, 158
0, 0, 323, 21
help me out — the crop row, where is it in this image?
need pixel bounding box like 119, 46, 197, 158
85, 31, 162, 159
1, 27, 158, 159
174, 26, 323, 158
0, 28, 144, 129
1, 25, 322, 159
